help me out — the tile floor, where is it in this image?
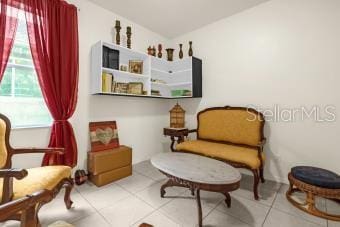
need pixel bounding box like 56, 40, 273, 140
1, 160, 339, 227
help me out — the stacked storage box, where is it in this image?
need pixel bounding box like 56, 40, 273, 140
87, 145, 132, 186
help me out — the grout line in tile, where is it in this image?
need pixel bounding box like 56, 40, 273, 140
262, 183, 286, 227
75, 184, 129, 226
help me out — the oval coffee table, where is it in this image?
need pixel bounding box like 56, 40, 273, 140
151, 152, 241, 227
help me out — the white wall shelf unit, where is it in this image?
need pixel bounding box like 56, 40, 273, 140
91, 40, 202, 99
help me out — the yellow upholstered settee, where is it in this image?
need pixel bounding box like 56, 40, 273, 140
0, 113, 74, 226
176, 106, 266, 200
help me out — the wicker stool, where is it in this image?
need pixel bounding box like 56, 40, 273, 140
287, 166, 340, 221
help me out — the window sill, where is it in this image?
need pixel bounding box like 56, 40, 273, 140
12, 125, 51, 130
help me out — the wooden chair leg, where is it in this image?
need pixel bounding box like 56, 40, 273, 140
20, 206, 40, 227
260, 167, 265, 183
63, 178, 74, 209
252, 170, 260, 200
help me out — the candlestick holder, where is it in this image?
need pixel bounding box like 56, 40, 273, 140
115, 20, 121, 45
188, 41, 193, 57
179, 44, 183, 59
158, 44, 162, 58
126, 26, 132, 49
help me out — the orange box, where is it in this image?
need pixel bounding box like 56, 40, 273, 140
87, 145, 132, 186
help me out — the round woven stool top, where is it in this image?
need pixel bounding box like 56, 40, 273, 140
291, 166, 340, 189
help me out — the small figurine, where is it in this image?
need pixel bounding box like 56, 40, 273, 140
179, 44, 183, 59
126, 26, 132, 49
188, 41, 193, 57
158, 44, 162, 58
115, 20, 121, 45
166, 48, 174, 61
152, 46, 156, 57
147, 46, 152, 55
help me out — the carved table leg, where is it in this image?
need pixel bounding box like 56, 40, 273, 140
178, 135, 185, 144
160, 179, 187, 198
196, 189, 203, 227
191, 188, 195, 196
170, 136, 175, 151
222, 192, 231, 208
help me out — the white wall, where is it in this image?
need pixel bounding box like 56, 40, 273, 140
9, 0, 340, 184
10, 0, 172, 169
172, 0, 340, 182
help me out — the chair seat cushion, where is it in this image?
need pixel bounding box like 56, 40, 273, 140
291, 166, 340, 189
176, 140, 264, 169
0, 166, 71, 200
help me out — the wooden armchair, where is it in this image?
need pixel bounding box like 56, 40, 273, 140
0, 113, 74, 226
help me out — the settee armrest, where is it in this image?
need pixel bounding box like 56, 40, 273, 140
257, 138, 267, 148
12, 148, 64, 155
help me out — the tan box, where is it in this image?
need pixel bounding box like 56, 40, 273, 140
88, 145, 132, 175
89, 165, 132, 187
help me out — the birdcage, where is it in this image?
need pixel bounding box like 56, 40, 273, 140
169, 103, 185, 128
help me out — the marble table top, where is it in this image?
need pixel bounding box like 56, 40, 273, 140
151, 152, 241, 185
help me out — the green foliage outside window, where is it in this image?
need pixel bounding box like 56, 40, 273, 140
0, 13, 51, 128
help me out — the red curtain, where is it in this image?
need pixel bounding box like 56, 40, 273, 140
0, 0, 19, 82
24, 0, 79, 167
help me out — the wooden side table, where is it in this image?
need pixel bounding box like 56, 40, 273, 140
163, 128, 189, 151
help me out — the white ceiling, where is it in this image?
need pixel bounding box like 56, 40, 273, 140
89, 0, 270, 38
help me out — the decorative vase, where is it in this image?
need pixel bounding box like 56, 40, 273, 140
158, 44, 162, 58
126, 26, 132, 49
179, 44, 183, 59
188, 41, 193, 57
115, 20, 121, 45
166, 48, 174, 61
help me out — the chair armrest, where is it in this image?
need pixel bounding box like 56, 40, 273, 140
0, 169, 28, 180
0, 190, 51, 221
12, 148, 64, 155
0, 169, 28, 204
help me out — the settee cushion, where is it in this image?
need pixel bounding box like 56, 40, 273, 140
0, 165, 71, 200
291, 166, 340, 189
176, 140, 264, 169
197, 109, 263, 147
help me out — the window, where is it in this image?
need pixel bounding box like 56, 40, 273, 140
0, 11, 52, 128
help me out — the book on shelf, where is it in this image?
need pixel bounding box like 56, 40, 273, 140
102, 72, 113, 92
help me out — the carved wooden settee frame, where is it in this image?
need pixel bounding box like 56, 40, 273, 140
0, 113, 74, 226
175, 106, 266, 200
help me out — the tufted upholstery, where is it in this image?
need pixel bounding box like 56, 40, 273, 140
292, 166, 340, 189
0, 166, 71, 201
0, 118, 8, 168
176, 140, 265, 169
198, 109, 263, 147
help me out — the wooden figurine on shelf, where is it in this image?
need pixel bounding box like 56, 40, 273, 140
152, 46, 156, 56
166, 48, 174, 61
126, 26, 132, 49
170, 103, 185, 128
115, 20, 121, 45
179, 44, 183, 59
188, 41, 193, 56
158, 44, 162, 58
147, 46, 152, 55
